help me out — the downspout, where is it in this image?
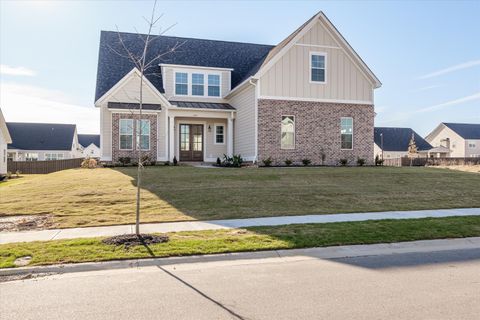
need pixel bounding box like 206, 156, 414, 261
249, 78, 259, 163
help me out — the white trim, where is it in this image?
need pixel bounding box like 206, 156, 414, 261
280, 115, 295, 150
160, 63, 234, 72
309, 51, 327, 84
136, 119, 151, 151
259, 95, 372, 105
168, 105, 236, 113
340, 116, 353, 150
108, 109, 160, 114
295, 43, 341, 49
119, 119, 134, 151
213, 123, 225, 145
173, 70, 222, 98
226, 76, 255, 98
254, 79, 259, 162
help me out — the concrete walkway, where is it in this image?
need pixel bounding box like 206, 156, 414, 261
1, 208, 479, 244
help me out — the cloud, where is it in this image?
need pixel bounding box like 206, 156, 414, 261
415, 92, 480, 113
411, 84, 444, 93
417, 60, 480, 79
0, 82, 99, 133
0, 65, 36, 77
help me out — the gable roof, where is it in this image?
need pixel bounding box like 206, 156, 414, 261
95, 31, 274, 102
6, 122, 76, 151
443, 123, 480, 140
78, 134, 100, 148
374, 127, 432, 152
0, 108, 12, 144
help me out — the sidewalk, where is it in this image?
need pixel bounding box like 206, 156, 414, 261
1, 207, 479, 244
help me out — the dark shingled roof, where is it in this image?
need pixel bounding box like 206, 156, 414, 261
6, 122, 76, 151
374, 127, 432, 152
95, 31, 274, 102
170, 101, 235, 110
108, 102, 162, 110
443, 123, 480, 140
78, 134, 100, 148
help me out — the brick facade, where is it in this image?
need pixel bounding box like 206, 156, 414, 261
257, 99, 374, 166
111, 113, 158, 163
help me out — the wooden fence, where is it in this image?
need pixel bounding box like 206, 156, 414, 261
7, 158, 84, 174
383, 157, 480, 167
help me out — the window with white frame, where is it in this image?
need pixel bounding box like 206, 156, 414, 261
468, 141, 477, 148
136, 119, 150, 150
25, 153, 38, 161
214, 124, 225, 144
45, 153, 64, 161
175, 72, 188, 95
311, 53, 326, 83
281, 116, 295, 149
208, 74, 221, 97
341, 117, 353, 150
192, 73, 204, 96
119, 119, 133, 150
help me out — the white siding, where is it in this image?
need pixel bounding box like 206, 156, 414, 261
228, 84, 256, 159
0, 132, 7, 174
259, 20, 374, 102
426, 126, 465, 157
100, 106, 112, 160
465, 139, 480, 157
82, 144, 101, 158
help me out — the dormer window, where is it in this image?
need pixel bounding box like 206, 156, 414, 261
310, 53, 326, 83
208, 74, 220, 97
175, 72, 188, 95
192, 73, 204, 96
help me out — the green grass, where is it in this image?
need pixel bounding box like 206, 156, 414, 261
1, 216, 480, 268
1, 166, 480, 228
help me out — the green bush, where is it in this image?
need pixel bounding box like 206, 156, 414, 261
375, 155, 384, 166
173, 156, 178, 166
357, 158, 366, 166
118, 157, 131, 166
285, 159, 293, 166
302, 158, 311, 166
222, 154, 243, 168
262, 157, 272, 167
339, 158, 348, 166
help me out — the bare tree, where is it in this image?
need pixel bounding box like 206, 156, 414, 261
408, 132, 418, 166
109, 0, 184, 235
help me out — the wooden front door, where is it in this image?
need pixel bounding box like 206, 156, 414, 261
179, 124, 204, 161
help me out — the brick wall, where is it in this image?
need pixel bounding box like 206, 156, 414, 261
257, 99, 374, 166
111, 113, 158, 163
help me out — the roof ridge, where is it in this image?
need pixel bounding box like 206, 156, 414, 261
101, 30, 275, 48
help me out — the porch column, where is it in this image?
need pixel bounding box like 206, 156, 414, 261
169, 116, 175, 161
227, 117, 233, 157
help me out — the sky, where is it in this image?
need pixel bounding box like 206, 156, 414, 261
0, 0, 479, 135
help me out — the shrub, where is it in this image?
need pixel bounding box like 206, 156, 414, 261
339, 158, 348, 166
285, 159, 293, 166
262, 157, 272, 167
173, 156, 178, 166
375, 155, 384, 166
118, 157, 131, 166
81, 158, 97, 169
164, 161, 170, 166
357, 158, 366, 166
222, 154, 243, 168
302, 158, 311, 166
216, 157, 221, 166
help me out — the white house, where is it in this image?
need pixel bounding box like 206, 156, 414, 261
6, 122, 82, 161
425, 123, 480, 158
78, 134, 101, 158
0, 108, 12, 175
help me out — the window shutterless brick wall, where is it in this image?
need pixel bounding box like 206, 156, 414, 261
257, 99, 374, 166
111, 113, 158, 163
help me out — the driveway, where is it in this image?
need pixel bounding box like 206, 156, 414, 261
1, 248, 480, 319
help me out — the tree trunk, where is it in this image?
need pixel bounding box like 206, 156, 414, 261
136, 72, 143, 236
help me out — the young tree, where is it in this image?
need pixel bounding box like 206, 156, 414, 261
407, 132, 418, 166
109, 0, 184, 235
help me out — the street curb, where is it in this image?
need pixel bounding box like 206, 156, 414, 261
1, 237, 480, 277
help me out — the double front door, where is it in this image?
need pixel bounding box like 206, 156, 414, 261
179, 124, 204, 161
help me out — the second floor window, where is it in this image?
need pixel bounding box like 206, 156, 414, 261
192, 73, 204, 96
119, 119, 133, 150
136, 119, 150, 150
175, 72, 188, 95
208, 74, 220, 97
311, 53, 326, 83
281, 116, 295, 149
341, 117, 353, 150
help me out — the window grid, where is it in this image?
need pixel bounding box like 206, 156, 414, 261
215, 125, 225, 144
119, 119, 134, 150
208, 74, 221, 97
175, 72, 188, 95
281, 116, 295, 150
136, 119, 150, 150
341, 117, 353, 150
311, 54, 326, 83
192, 73, 204, 96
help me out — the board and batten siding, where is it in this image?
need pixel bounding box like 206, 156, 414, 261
259, 20, 374, 102
162, 66, 231, 102
228, 84, 256, 159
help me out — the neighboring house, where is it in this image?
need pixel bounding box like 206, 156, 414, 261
374, 127, 433, 159
0, 109, 12, 175
6, 122, 82, 161
95, 11, 381, 165
425, 123, 480, 158
78, 134, 101, 158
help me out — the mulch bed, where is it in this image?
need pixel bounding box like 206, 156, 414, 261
102, 233, 169, 248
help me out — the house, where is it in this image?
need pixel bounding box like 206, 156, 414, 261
425, 123, 480, 158
78, 134, 101, 158
6, 122, 82, 161
374, 127, 433, 159
0, 109, 12, 175
95, 11, 381, 165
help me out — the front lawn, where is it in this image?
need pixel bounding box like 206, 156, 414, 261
1, 216, 480, 268
1, 166, 480, 229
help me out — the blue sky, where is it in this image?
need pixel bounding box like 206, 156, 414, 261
1, 0, 479, 134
